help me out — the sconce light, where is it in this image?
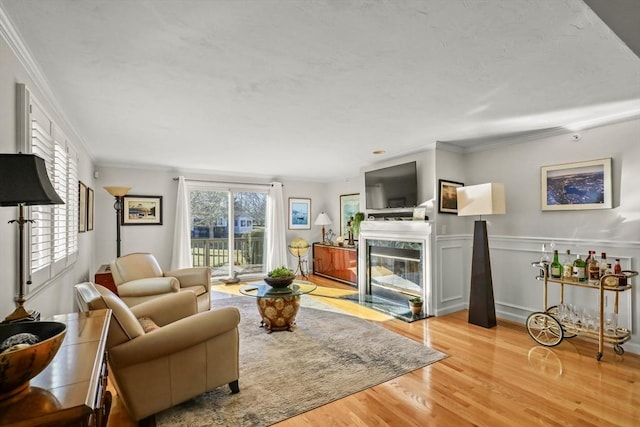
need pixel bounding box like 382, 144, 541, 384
0, 153, 64, 322
457, 183, 506, 328
104, 186, 131, 258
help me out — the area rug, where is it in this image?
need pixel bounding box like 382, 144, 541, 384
155, 295, 446, 426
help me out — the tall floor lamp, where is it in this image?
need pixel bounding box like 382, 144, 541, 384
0, 153, 64, 322
104, 186, 131, 258
457, 183, 506, 328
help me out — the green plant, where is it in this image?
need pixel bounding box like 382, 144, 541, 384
351, 212, 365, 237
267, 266, 294, 278
409, 296, 423, 304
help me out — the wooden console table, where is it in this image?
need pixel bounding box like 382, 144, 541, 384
0, 309, 112, 427
313, 243, 357, 286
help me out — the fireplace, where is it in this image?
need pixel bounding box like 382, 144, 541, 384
357, 221, 431, 319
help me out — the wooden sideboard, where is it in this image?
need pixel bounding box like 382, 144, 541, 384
0, 309, 112, 427
313, 243, 357, 286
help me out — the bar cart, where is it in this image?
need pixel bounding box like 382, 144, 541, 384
526, 262, 636, 361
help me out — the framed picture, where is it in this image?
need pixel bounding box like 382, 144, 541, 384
122, 195, 163, 225
541, 158, 612, 211
87, 187, 94, 231
340, 193, 360, 236
288, 197, 311, 229
438, 179, 464, 214
78, 181, 87, 232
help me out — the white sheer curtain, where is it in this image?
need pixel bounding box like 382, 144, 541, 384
266, 182, 288, 270
170, 176, 193, 269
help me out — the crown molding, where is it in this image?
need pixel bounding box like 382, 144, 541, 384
0, 5, 92, 159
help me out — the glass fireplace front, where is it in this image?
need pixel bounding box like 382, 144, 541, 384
366, 239, 423, 304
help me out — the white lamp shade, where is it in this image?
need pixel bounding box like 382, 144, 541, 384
456, 183, 506, 216
314, 212, 332, 225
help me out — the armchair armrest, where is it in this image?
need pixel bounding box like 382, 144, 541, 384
117, 277, 180, 297
130, 291, 198, 326
108, 307, 241, 368
165, 267, 212, 290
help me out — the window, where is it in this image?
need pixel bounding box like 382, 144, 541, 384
17, 84, 79, 291
189, 184, 268, 278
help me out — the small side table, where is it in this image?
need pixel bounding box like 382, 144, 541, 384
95, 264, 118, 295
240, 281, 317, 333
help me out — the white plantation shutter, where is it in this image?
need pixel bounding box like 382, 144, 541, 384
18, 84, 79, 290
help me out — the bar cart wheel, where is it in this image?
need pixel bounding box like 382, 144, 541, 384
526, 312, 563, 347
597, 352, 603, 361
545, 305, 577, 338
614, 345, 625, 356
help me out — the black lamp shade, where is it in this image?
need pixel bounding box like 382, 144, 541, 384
0, 153, 64, 206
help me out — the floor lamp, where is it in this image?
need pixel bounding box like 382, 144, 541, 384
0, 153, 64, 322
457, 183, 506, 328
104, 186, 131, 258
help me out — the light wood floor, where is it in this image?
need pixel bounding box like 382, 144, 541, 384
107, 275, 640, 427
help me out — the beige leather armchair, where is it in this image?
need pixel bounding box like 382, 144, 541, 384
74, 282, 240, 422
110, 252, 212, 311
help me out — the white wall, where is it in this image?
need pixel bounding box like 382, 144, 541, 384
0, 35, 95, 319
434, 119, 640, 353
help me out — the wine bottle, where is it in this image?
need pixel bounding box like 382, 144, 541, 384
550, 250, 562, 279
588, 251, 600, 284
599, 252, 608, 278
572, 253, 586, 283
614, 258, 627, 286
562, 249, 573, 281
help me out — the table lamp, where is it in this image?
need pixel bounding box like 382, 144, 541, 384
457, 183, 506, 328
104, 186, 131, 257
0, 153, 64, 322
314, 212, 332, 244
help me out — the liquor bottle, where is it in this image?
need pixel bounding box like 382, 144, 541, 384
562, 249, 573, 281
614, 258, 627, 286
588, 251, 600, 284
550, 250, 562, 279
540, 244, 550, 276
572, 253, 586, 283
599, 253, 608, 278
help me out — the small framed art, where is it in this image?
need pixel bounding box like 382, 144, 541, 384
122, 195, 163, 225
541, 158, 612, 211
78, 181, 87, 232
87, 187, 94, 231
289, 197, 311, 229
438, 179, 464, 214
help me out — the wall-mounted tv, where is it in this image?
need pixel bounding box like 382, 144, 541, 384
365, 161, 418, 210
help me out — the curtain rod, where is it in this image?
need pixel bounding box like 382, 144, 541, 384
172, 177, 276, 187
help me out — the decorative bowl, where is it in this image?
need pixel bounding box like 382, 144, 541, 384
264, 275, 296, 289
0, 321, 67, 401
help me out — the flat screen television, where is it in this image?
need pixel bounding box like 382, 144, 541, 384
365, 161, 418, 210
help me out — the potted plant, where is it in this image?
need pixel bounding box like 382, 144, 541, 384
264, 266, 296, 288
351, 212, 365, 239
408, 296, 423, 315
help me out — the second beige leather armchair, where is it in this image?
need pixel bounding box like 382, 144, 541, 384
110, 252, 211, 311
74, 282, 240, 422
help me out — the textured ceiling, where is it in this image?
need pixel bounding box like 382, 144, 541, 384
1, 0, 638, 181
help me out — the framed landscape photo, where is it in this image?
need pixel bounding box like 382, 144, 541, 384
438, 179, 464, 214
541, 158, 612, 211
78, 181, 87, 232
289, 197, 311, 229
122, 195, 163, 225
87, 187, 94, 231
340, 193, 359, 236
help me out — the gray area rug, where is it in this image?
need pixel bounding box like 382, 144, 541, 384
155, 295, 446, 426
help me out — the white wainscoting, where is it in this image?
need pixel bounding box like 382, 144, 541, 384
435, 234, 640, 355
